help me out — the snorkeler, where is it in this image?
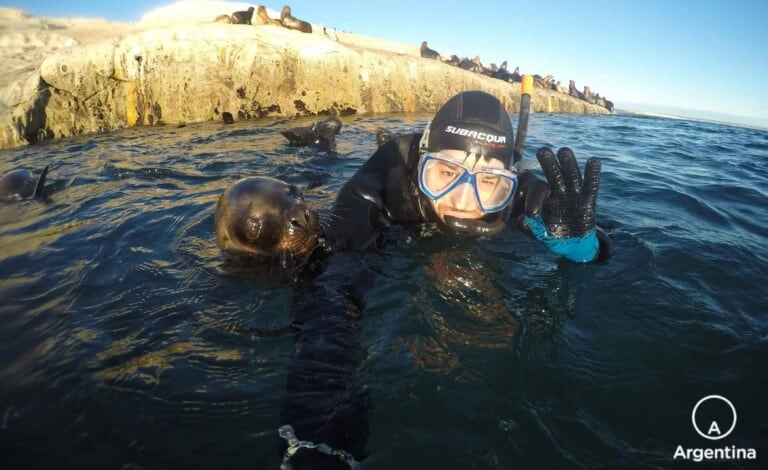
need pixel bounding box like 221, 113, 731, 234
278, 90, 613, 469
325, 90, 612, 262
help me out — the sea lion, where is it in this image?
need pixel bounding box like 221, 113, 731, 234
256, 5, 282, 25
222, 112, 234, 124
280, 116, 342, 152
443, 54, 461, 66
214, 14, 232, 23
533, 74, 554, 89
457, 57, 483, 74
491, 60, 514, 82
569, 80, 581, 99
215, 176, 320, 265
375, 128, 394, 147
280, 5, 312, 33
231, 6, 255, 25
0, 165, 49, 201
420, 41, 440, 60
323, 26, 338, 41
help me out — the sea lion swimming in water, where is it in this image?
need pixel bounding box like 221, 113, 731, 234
375, 128, 395, 147
215, 176, 321, 266
0, 165, 49, 201
280, 116, 342, 152
231, 6, 255, 25
280, 5, 313, 33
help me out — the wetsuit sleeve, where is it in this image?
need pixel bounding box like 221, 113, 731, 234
325, 136, 419, 251
280, 253, 373, 468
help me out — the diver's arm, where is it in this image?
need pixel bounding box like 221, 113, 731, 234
280, 255, 373, 468
517, 147, 613, 263
325, 167, 388, 251
325, 138, 415, 251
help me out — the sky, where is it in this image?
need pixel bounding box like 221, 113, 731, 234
7, 0, 768, 126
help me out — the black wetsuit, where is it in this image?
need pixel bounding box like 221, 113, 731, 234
326, 133, 612, 260
279, 134, 612, 467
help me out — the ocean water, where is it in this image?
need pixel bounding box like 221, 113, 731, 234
0, 112, 766, 469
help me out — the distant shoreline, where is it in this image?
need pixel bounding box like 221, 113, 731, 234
615, 108, 768, 132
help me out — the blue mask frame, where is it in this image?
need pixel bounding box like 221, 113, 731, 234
418, 153, 518, 214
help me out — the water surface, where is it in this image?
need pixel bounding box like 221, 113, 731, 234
1, 112, 766, 469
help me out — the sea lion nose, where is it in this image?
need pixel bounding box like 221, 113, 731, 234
287, 205, 312, 229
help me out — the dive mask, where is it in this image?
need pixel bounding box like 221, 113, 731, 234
418, 151, 518, 214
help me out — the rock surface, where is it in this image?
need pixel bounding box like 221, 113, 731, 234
0, 5, 608, 150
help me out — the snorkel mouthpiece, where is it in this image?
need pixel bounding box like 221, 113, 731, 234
443, 214, 507, 236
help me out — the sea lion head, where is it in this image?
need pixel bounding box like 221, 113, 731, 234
281, 5, 291, 20
215, 176, 320, 266
0, 165, 49, 201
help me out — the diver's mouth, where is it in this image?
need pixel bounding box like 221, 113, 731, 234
437, 208, 484, 220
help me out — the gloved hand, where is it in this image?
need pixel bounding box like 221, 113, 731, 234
521, 147, 601, 262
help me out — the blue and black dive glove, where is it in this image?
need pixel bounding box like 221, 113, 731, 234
521, 147, 607, 263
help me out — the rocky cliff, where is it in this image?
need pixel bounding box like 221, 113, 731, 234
0, 7, 608, 150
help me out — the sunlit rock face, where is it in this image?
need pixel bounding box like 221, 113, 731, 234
0, 3, 607, 149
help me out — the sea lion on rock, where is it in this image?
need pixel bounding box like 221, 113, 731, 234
214, 14, 232, 23
491, 61, 514, 82
256, 5, 282, 25
215, 176, 320, 265
280, 116, 342, 152
280, 5, 312, 33
420, 41, 440, 60
443, 54, 461, 66
231, 6, 255, 25
569, 80, 582, 99
0, 165, 49, 201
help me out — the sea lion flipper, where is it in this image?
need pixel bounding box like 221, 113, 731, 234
34, 165, 49, 199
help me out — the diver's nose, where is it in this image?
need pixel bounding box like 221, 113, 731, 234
450, 182, 477, 210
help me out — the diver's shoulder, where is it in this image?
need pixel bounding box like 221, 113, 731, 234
378, 132, 421, 168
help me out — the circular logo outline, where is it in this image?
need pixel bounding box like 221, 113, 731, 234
691, 395, 737, 440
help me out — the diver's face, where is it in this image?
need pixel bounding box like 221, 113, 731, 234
426, 149, 506, 222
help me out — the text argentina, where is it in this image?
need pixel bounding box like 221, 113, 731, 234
674, 445, 757, 462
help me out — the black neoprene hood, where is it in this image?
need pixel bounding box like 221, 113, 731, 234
425, 91, 515, 167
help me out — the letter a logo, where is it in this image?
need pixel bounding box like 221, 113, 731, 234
691, 395, 737, 441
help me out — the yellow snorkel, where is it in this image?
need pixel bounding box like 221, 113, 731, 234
513, 75, 533, 163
